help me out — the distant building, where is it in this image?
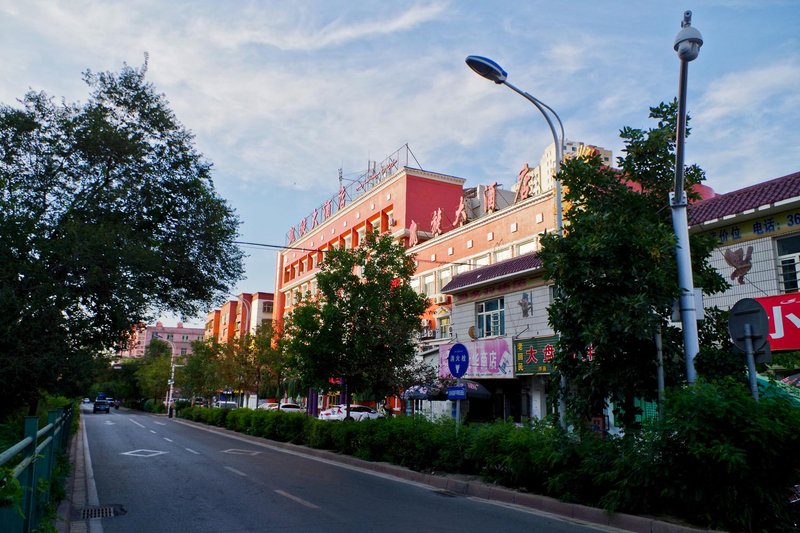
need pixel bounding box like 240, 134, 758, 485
117, 322, 205, 359
204, 292, 274, 342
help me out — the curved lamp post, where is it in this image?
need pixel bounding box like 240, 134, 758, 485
465, 55, 565, 234
671, 11, 703, 384
465, 55, 567, 427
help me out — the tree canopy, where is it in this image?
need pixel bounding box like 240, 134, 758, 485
539, 101, 727, 427
0, 61, 244, 415
285, 232, 428, 409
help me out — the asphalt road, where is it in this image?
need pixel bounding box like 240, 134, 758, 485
82, 406, 611, 533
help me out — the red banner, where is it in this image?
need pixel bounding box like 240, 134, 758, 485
756, 294, 800, 351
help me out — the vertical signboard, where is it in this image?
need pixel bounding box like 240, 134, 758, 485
514, 335, 559, 375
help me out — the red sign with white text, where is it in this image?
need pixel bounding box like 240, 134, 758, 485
756, 294, 800, 351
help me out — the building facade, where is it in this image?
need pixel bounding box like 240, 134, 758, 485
117, 321, 205, 359
204, 292, 274, 342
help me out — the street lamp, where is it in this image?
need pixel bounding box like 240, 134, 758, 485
465, 55, 565, 234
671, 11, 703, 384
465, 55, 568, 427
154, 332, 179, 418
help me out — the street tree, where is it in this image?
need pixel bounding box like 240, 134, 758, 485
182, 338, 224, 403
135, 339, 173, 406
0, 60, 243, 416
250, 322, 290, 401
539, 101, 727, 427
285, 232, 428, 416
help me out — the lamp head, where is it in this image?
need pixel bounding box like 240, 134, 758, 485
674, 10, 703, 62
465, 55, 507, 84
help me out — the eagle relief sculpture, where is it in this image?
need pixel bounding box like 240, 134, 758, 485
722, 245, 753, 284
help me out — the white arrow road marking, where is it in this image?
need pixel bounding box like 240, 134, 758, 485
275, 490, 319, 509
225, 466, 247, 477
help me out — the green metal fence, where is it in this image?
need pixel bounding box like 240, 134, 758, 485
0, 406, 74, 532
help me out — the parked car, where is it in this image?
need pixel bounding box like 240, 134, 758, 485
276, 403, 304, 413
318, 404, 381, 421
257, 402, 279, 410
93, 399, 110, 413
82, 398, 91, 404
214, 401, 238, 409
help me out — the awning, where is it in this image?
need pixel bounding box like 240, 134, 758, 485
402, 383, 446, 401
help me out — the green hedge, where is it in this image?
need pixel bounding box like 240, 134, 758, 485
177, 382, 800, 531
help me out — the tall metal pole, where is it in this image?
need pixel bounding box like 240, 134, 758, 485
671, 11, 703, 385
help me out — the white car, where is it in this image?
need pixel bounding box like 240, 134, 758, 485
318, 404, 381, 421
257, 402, 278, 410
276, 403, 304, 413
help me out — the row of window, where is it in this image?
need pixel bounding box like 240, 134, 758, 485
411, 238, 537, 297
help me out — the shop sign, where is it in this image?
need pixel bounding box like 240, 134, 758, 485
514, 335, 558, 375
438, 338, 514, 379
755, 294, 800, 351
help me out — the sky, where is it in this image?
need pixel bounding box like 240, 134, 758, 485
2, 1, 798, 327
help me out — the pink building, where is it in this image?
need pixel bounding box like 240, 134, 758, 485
117, 321, 205, 359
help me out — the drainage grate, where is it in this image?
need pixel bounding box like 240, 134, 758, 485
79, 504, 126, 520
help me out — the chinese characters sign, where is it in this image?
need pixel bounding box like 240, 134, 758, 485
438, 338, 513, 379
755, 294, 800, 351
514, 335, 558, 375
704, 209, 800, 245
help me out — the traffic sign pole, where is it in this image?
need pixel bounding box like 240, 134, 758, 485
744, 323, 759, 401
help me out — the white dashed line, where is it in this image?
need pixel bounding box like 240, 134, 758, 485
225, 466, 247, 477
150, 430, 157, 434
130, 420, 145, 428
164, 438, 173, 443
185, 448, 200, 455
275, 490, 319, 509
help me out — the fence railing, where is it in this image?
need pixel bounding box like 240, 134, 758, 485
0, 406, 74, 532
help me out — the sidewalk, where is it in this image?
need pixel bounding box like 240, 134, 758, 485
56, 415, 708, 533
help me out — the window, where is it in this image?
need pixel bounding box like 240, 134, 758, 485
438, 268, 452, 291
182, 335, 189, 341
456, 262, 470, 274
262, 301, 273, 314
180, 348, 187, 356
410, 278, 421, 295
476, 298, 504, 337
518, 239, 537, 255
166, 334, 174, 340
778, 235, 800, 292
438, 316, 451, 338
494, 248, 512, 262
475, 254, 490, 267
423, 274, 435, 296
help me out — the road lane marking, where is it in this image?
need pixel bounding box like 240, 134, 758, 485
164, 438, 173, 443
185, 448, 200, 455
129, 420, 145, 428
150, 430, 157, 434
275, 490, 319, 509
154, 421, 167, 426
224, 466, 247, 477
104, 421, 116, 425
121, 449, 167, 457
221, 448, 261, 456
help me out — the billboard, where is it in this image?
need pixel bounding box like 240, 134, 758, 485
438, 338, 514, 379
755, 294, 800, 351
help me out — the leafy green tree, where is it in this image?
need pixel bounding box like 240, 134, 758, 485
285, 232, 428, 416
250, 322, 290, 401
182, 338, 224, 403
0, 60, 243, 416
539, 101, 727, 427
135, 339, 172, 404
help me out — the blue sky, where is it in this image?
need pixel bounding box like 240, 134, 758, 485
2, 1, 798, 326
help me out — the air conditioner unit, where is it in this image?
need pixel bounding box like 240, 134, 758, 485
434, 295, 448, 305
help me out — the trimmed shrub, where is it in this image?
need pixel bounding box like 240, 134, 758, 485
226, 408, 254, 433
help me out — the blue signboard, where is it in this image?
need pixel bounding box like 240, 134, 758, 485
447, 343, 469, 378
447, 386, 467, 400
